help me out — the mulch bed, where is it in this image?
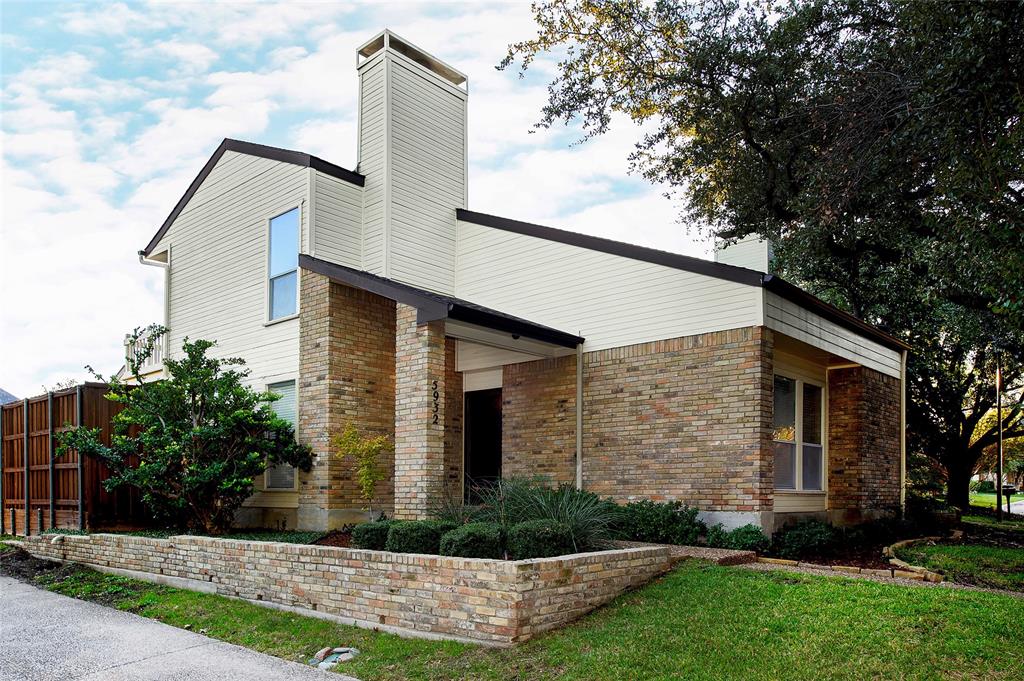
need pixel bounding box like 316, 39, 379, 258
313, 530, 353, 548
762, 542, 894, 570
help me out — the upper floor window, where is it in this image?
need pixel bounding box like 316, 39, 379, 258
773, 374, 825, 492
268, 208, 299, 321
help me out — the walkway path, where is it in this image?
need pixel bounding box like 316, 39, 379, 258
0, 576, 357, 681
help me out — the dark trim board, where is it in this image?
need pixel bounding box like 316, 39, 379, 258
141, 139, 364, 256
456, 208, 908, 352
299, 254, 584, 349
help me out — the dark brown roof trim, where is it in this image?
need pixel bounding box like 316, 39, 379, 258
457, 208, 909, 353
299, 254, 583, 349
456, 208, 765, 287
762, 276, 910, 352
142, 139, 364, 256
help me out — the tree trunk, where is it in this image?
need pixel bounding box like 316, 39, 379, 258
945, 463, 972, 509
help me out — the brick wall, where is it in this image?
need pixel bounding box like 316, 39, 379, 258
298, 272, 396, 528
828, 366, 901, 522
22, 533, 670, 646
501, 327, 774, 513
444, 338, 464, 496
502, 355, 577, 485
394, 304, 447, 519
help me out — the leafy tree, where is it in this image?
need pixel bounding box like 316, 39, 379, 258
333, 423, 390, 518
505, 0, 1024, 507
58, 328, 313, 534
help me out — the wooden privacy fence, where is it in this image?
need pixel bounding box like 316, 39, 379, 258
1, 383, 145, 536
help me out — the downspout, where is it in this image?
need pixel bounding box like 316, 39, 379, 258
575, 341, 584, 490
899, 349, 908, 512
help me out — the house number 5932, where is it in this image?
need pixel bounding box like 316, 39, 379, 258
431, 380, 440, 425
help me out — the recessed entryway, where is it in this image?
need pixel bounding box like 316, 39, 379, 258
464, 387, 502, 502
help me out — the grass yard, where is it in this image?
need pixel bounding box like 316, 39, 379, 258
963, 514, 1024, 534
4, 551, 1022, 681
894, 543, 1024, 592
970, 492, 1024, 509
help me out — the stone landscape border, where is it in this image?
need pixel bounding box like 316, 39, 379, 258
18, 533, 671, 646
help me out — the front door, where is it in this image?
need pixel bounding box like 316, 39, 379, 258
464, 388, 502, 502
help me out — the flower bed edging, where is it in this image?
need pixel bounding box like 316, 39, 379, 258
18, 532, 671, 646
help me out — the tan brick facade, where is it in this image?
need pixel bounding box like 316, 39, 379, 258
297, 272, 396, 529
827, 366, 902, 523
393, 304, 447, 519
22, 533, 670, 646
500, 327, 775, 518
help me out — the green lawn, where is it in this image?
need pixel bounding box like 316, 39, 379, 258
963, 514, 1024, 534
895, 543, 1024, 592
14, 557, 1024, 680
970, 492, 1024, 509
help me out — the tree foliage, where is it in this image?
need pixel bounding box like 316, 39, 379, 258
333, 423, 390, 517
58, 329, 313, 534
505, 0, 1024, 506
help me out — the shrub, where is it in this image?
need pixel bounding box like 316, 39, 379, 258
976, 480, 996, 494
617, 500, 705, 545
706, 524, 769, 552
508, 519, 574, 559
351, 520, 394, 550
333, 424, 390, 517
772, 520, 838, 559
474, 478, 621, 552
384, 520, 457, 554
439, 522, 505, 559
429, 484, 480, 526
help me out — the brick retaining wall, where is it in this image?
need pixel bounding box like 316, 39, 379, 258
20, 534, 670, 646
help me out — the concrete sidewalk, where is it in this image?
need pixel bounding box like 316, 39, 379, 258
0, 576, 357, 681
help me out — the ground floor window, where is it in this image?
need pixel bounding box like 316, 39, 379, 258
773, 374, 824, 491
265, 380, 297, 490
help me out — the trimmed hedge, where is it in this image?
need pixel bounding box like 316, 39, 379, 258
772, 520, 838, 559
439, 522, 505, 559
706, 523, 769, 552
508, 519, 574, 559
385, 520, 458, 554
351, 520, 394, 550
618, 500, 705, 545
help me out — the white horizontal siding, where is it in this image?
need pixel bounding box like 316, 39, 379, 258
162, 150, 307, 388
765, 292, 901, 377
386, 57, 464, 293
312, 170, 362, 268
456, 341, 543, 372
455, 220, 764, 350
359, 57, 387, 275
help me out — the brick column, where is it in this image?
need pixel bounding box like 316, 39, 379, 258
394, 304, 447, 519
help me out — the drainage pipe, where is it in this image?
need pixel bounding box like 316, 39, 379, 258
575, 341, 584, 490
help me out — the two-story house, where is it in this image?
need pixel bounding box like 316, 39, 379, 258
136, 30, 909, 533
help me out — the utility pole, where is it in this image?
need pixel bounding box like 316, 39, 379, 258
996, 357, 1004, 521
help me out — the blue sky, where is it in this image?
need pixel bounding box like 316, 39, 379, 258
0, 1, 711, 398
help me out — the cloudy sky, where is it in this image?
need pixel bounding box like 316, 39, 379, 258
0, 0, 711, 399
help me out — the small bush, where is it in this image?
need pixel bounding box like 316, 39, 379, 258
976, 480, 996, 494
772, 520, 838, 559
439, 522, 505, 559
351, 520, 394, 550
617, 500, 705, 545
508, 519, 574, 559
706, 524, 769, 552
385, 520, 457, 554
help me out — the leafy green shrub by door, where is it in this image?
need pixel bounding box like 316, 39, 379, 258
772, 520, 838, 559
706, 524, 769, 552
385, 520, 457, 554
618, 500, 705, 545
439, 522, 505, 559
351, 520, 394, 550
508, 519, 574, 559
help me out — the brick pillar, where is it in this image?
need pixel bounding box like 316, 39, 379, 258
394, 304, 447, 519
297, 272, 396, 530
827, 366, 901, 525
443, 338, 464, 498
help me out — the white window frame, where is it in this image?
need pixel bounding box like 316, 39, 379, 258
264, 378, 299, 492
265, 205, 302, 325
773, 373, 827, 493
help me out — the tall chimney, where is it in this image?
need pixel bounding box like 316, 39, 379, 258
356, 30, 468, 294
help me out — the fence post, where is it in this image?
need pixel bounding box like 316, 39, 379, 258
37, 507, 43, 536
48, 392, 55, 530
76, 386, 85, 531
23, 398, 29, 535
0, 403, 5, 536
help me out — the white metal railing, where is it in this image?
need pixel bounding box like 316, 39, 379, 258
124, 327, 164, 374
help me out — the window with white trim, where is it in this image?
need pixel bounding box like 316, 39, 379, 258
773, 374, 825, 491
265, 380, 297, 490
268, 208, 299, 321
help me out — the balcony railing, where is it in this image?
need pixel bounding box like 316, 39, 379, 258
124, 327, 164, 375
